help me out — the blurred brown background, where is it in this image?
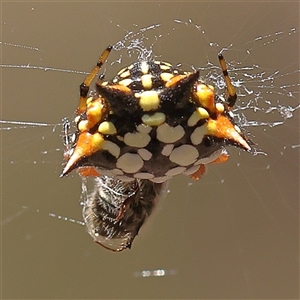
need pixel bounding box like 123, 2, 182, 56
1, 1, 299, 299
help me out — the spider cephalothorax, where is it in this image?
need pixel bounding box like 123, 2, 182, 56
61, 46, 251, 251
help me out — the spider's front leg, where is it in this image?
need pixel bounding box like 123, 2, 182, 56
61, 46, 112, 177
77, 45, 112, 114
218, 54, 237, 108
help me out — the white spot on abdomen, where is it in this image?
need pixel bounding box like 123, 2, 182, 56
183, 165, 200, 175
190, 126, 206, 145
156, 123, 184, 143
133, 172, 154, 179
102, 141, 120, 158
161, 144, 174, 156
169, 145, 198, 166
150, 176, 170, 183
136, 123, 152, 134
165, 166, 187, 176
124, 132, 151, 147
138, 148, 152, 161
116, 153, 143, 173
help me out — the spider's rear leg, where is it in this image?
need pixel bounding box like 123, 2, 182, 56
218, 54, 237, 108
77, 45, 112, 114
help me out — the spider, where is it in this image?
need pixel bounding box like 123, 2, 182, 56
61, 46, 251, 251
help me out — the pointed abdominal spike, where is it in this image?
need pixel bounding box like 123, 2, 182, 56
160, 71, 200, 109
96, 84, 136, 113
165, 71, 199, 89
61, 132, 104, 177
206, 115, 251, 151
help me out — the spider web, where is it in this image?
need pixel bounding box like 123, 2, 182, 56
1, 3, 299, 299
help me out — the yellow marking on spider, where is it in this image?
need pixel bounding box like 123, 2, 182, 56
165, 74, 188, 88
187, 108, 208, 127
137, 91, 160, 111
142, 112, 166, 126
117, 67, 127, 76
141, 61, 149, 74
141, 74, 153, 89
86, 96, 93, 105
196, 107, 210, 119
86, 101, 104, 128
195, 83, 216, 112
98, 121, 117, 135
119, 78, 133, 87
160, 72, 174, 82
78, 120, 88, 132
119, 70, 131, 78
159, 64, 171, 70
215, 103, 225, 113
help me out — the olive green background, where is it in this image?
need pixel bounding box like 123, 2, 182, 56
1, 1, 299, 299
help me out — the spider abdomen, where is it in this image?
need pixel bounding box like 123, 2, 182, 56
62, 59, 250, 182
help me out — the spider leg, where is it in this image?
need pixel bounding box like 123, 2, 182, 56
218, 54, 237, 108
77, 45, 112, 114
